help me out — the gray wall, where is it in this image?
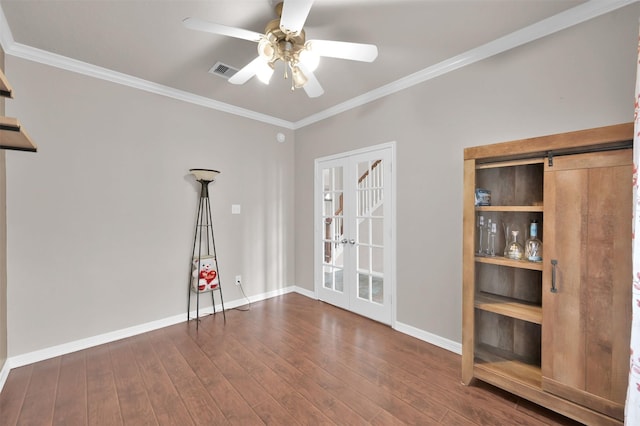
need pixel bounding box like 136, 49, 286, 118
2, 3, 638, 359
0, 46, 7, 370
294, 4, 639, 343
5, 57, 295, 356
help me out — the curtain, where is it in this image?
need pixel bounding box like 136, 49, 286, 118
627, 24, 640, 424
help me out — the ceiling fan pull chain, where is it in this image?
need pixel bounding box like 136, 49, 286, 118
290, 68, 295, 91
288, 62, 297, 91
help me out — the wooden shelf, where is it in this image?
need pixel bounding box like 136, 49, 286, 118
0, 69, 13, 98
476, 205, 543, 212
475, 344, 624, 426
474, 344, 541, 389
0, 116, 37, 152
475, 292, 541, 324
475, 158, 545, 169
475, 255, 543, 271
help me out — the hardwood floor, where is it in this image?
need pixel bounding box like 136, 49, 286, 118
0, 293, 582, 425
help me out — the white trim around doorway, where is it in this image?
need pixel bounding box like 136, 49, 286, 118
313, 141, 397, 329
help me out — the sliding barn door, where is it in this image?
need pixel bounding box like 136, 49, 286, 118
542, 149, 631, 421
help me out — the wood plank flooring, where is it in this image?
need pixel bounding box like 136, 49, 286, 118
0, 293, 583, 425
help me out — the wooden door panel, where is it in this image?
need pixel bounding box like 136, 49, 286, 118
542, 166, 588, 389
585, 165, 631, 406
542, 149, 631, 421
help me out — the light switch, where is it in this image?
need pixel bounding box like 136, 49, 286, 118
232, 204, 241, 214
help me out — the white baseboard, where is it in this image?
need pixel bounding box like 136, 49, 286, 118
293, 286, 461, 355
292, 285, 316, 299
293, 285, 461, 355
0, 285, 460, 394
8, 313, 187, 369
6, 285, 298, 370
0, 359, 10, 392
395, 321, 462, 355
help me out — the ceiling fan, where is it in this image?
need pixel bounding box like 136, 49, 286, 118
183, 0, 378, 98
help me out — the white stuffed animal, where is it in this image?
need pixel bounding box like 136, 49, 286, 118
192, 256, 219, 292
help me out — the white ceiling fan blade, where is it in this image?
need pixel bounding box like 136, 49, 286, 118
279, 0, 314, 34
307, 39, 378, 62
183, 17, 262, 42
298, 62, 324, 98
228, 57, 265, 85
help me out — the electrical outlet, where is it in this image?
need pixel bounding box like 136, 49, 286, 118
235, 275, 241, 286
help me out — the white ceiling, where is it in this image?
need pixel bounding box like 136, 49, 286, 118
0, 0, 634, 127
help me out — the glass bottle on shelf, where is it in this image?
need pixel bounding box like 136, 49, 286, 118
487, 221, 497, 256
484, 218, 492, 255
503, 222, 522, 257
477, 215, 485, 255
525, 220, 543, 262
506, 228, 524, 260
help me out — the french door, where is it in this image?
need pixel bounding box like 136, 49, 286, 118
314, 143, 394, 325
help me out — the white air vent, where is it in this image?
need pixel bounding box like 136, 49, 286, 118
208, 62, 238, 79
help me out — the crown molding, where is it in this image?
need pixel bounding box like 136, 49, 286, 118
1, 0, 637, 131
1, 38, 294, 129
0, 2, 14, 51
292, 0, 640, 129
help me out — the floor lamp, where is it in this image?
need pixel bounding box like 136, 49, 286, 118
188, 168, 226, 326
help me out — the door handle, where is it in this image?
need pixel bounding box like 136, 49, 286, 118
550, 259, 558, 293
349, 239, 356, 245
341, 239, 348, 244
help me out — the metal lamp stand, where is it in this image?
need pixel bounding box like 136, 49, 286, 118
188, 169, 226, 326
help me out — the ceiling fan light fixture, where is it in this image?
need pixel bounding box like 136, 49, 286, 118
256, 60, 275, 84
299, 45, 320, 72
257, 34, 277, 61
291, 65, 308, 89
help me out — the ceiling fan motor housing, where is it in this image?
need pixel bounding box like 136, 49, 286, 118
259, 17, 306, 65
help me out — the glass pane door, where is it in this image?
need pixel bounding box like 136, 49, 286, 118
315, 144, 393, 324
323, 165, 344, 294
317, 159, 350, 310
356, 158, 384, 305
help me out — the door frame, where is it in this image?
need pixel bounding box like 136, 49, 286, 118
313, 142, 397, 328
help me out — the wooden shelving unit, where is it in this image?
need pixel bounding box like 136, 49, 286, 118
0, 116, 36, 152
475, 292, 542, 324
474, 343, 542, 389
475, 255, 542, 271
0, 69, 37, 152
476, 205, 543, 212
0, 69, 13, 98
462, 123, 633, 426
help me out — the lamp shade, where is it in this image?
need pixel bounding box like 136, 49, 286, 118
291, 66, 308, 89
299, 46, 320, 72
190, 168, 220, 181
256, 60, 275, 85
